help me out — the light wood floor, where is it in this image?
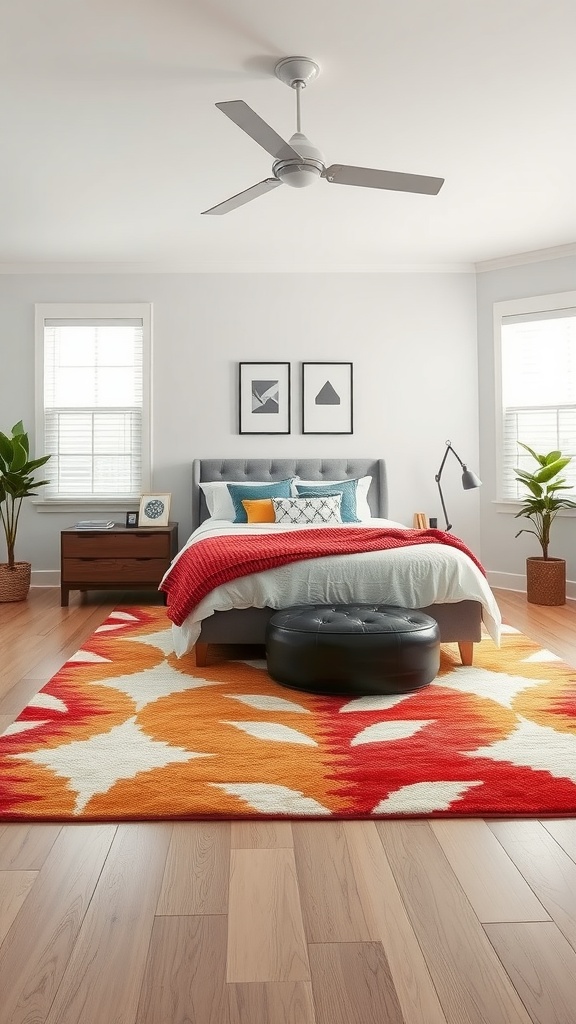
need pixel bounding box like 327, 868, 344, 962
0, 587, 575, 1024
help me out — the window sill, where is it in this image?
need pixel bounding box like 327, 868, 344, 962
492, 500, 576, 517
32, 500, 139, 513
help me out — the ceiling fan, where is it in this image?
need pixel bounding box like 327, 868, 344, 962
202, 56, 444, 215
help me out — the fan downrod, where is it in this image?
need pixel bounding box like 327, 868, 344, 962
274, 57, 320, 89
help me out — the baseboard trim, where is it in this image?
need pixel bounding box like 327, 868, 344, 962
31, 570, 60, 588
487, 570, 576, 600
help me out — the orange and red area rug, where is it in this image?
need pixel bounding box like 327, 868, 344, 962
1, 607, 575, 821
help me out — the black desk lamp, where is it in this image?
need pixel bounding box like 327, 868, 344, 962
435, 439, 481, 531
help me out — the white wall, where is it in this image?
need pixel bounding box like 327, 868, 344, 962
477, 254, 576, 591
0, 271, 479, 580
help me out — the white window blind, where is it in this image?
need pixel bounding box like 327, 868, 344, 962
500, 307, 576, 500
37, 306, 150, 502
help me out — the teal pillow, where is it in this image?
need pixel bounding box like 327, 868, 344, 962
228, 480, 293, 523
295, 480, 360, 523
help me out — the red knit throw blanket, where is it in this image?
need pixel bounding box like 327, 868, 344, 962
160, 527, 485, 627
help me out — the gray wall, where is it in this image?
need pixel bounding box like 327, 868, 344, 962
477, 254, 576, 593
0, 270, 480, 582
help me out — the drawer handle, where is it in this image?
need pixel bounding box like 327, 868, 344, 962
79, 557, 97, 562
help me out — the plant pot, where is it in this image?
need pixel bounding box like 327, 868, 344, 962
0, 561, 32, 602
526, 556, 566, 606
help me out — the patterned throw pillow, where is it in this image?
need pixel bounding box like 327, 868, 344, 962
272, 495, 343, 525
294, 479, 361, 522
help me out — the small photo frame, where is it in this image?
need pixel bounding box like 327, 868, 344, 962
125, 511, 139, 528
138, 493, 171, 527
239, 361, 291, 434
302, 362, 353, 434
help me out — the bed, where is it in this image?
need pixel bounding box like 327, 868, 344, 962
163, 458, 500, 666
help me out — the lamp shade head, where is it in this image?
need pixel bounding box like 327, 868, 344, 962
462, 468, 482, 490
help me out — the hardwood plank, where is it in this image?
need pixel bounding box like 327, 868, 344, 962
541, 818, 576, 864
309, 942, 404, 1024
431, 819, 549, 923
0, 870, 36, 944
345, 821, 448, 1024
485, 921, 576, 1024
136, 915, 228, 1024
292, 821, 378, 942
377, 820, 533, 1024
227, 847, 310, 983
493, 590, 576, 666
156, 821, 230, 915
0, 824, 62, 869
231, 820, 293, 849
489, 819, 576, 952
0, 824, 116, 1024
228, 981, 316, 1024
45, 823, 172, 1024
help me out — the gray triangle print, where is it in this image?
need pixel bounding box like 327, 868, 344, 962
315, 380, 341, 405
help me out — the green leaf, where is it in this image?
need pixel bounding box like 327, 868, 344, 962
10, 420, 24, 437
544, 450, 561, 464
0, 432, 13, 465
9, 437, 27, 472
534, 458, 571, 483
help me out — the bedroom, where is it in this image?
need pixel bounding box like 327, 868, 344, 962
1, 1, 576, 1022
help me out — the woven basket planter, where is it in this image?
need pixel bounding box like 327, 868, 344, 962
526, 556, 566, 607
0, 561, 32, 602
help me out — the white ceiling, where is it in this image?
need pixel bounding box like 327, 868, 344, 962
2, 0, 576, 270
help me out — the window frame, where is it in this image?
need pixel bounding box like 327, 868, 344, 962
34, 302, 152, 509
493, 289, 576, 510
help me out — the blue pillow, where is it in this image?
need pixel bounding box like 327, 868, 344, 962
295, 480, 360, 523
228, 480, 293, 523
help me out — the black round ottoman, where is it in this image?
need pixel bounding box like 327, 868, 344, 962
265, 604, 440, 696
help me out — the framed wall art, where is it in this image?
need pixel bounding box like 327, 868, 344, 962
302, 362, 353, 434
138, 493, 171, 527
238, 361, 291, 434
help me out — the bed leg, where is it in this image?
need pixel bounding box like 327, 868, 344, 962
458, 641, 474, 666
195, 642, 208, 668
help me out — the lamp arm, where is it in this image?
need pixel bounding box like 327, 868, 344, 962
434, 439, 460, 531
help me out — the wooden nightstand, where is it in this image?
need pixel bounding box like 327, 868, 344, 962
60, 522, 178, 606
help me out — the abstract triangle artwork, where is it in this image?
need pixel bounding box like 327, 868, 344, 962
315, 380, 341, 405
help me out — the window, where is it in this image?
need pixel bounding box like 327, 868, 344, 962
495, 291, 576, 501
35, 303, 151, 503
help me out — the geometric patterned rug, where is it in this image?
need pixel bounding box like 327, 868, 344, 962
1, 607, 575, 821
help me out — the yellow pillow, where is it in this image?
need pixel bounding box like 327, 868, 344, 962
241, 498, 275, 523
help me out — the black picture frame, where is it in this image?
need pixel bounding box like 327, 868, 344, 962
125, 511, 139, 528
238, 361, 291, 434
302, 362, 354, 434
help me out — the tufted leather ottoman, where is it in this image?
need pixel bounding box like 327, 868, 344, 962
266, 604, 440, 696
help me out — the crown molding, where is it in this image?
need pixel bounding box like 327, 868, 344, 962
0, 260, 475, 275
475, 242, 576, 273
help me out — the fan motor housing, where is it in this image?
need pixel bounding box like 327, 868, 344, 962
273, 131, 325, 188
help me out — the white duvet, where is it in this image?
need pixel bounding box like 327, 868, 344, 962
163, 518, 502, 657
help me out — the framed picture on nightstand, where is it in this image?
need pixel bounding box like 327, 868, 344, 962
138, 493, 171, 527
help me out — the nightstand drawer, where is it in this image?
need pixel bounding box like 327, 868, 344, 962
62, 532, 170, 558
62, 557, 168, 584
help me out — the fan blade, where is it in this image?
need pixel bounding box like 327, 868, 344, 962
201, 178, 282, 215
215, 100, 302, 161
323, 164, 444, 195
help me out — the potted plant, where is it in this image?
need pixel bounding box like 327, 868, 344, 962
0, 421, 51, 602
514, 442, 576, 606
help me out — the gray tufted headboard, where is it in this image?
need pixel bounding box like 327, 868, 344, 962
192, 459, 388, 532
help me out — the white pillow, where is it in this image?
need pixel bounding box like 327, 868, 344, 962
272, 495, 343, 525
293, 475, 373, 521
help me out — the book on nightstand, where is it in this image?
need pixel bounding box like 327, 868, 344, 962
74, 520, 115, 530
